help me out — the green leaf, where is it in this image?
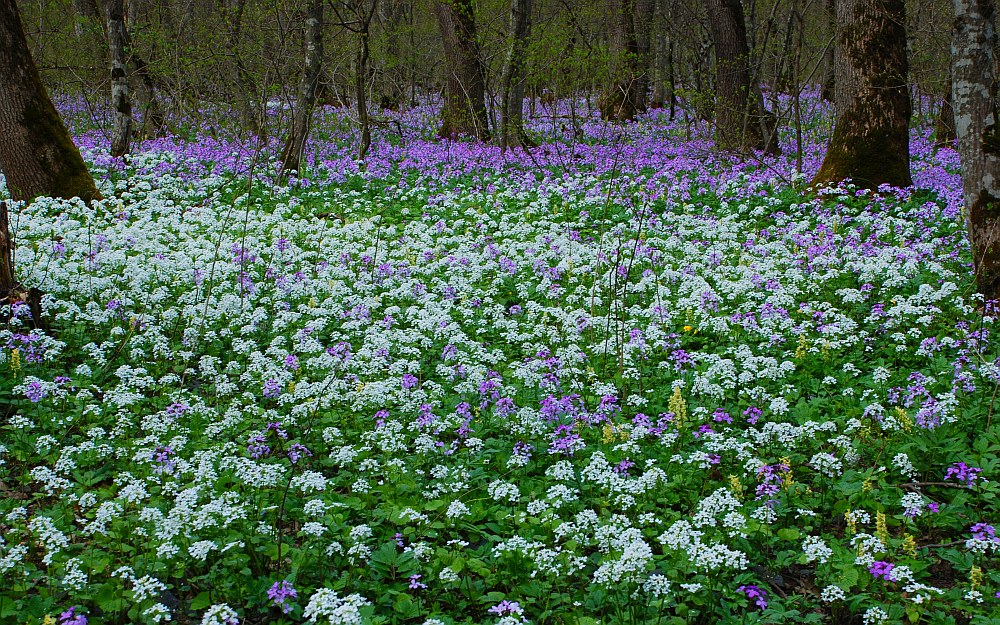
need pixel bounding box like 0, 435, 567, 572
190, 592, 213, 611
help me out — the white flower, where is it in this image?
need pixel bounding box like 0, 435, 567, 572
201, 603, 238, 625
61, 557, 88, 591
820, 585, 846, 602
303, 588, 371, 625
446, 500, 470, 519
900, 492, 924, 518
809, 452, 843, 477
802, 536, 832, 564
862, 606, 888, 625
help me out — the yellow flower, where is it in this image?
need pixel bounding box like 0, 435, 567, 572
10, 348, 20, 373
683, 325, 693, 333
43, 616, 56, 625
668, 386, 687, 428
971, 565, 983, 591
902, 534, 917, 556
876, 511, 888, 545
795, 334, 808, 359
728, 474, 744, 499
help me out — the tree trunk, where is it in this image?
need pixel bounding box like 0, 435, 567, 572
0, 200, 13, 302
433, 0, 490, 140
952, 0, 1000, 299
107, 0, 132, 157
281, 0, 324, 173
812, 0, 911, 188
354, 0, 377, 160
376, 0, 409, 109
499, 0, 534, 149
633, 0, 654, 108
821, 0, 836, 102
651, 0, 675, 112
704, 0, 779, 154
936, 75, 957, 146
0, 0, 101, 203
601, 0, 646, 121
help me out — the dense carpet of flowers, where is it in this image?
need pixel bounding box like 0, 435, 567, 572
2, 94, 999, 625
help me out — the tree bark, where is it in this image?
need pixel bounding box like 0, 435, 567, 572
353, 0, 377, 160
499, 0, 534, 149
704, 0, 779, 154
433, 0, 490, 140
651, 0, 675, 113
281, 0, 324, 173
601, 0, 646, 121
952, 0, 1000, 299
936, 75, 957, 146
107, 0, 132, 157
821, 0, 836, 101
0, 0, 101, 203
811, 0, 912, 189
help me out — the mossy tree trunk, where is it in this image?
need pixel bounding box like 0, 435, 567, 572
811, 0, 912, 189
499, 0, 535, 149
601, 0, 647, 121
281, 0, 324, 173
952, 0, 1000, 300
704, 0, 779, 154
0, 0, 101, 204
107, 0, 132, 157
433, 0, 491, 140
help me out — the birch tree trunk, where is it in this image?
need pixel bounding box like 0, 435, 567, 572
811, 0, 912, 189
434, 0, 490, 140
704, 0, 778, 154
499, 0, 534, 149
281, 0, 324, 173
0, 0, 101, 203
107, 0, 132, 157
952, 0, 1000, 298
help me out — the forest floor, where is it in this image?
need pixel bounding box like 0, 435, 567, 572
1, 95, 999, 625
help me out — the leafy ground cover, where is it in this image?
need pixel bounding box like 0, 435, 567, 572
2, 96, 999, 625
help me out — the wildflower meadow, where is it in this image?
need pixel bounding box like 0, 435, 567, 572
2, 96, 1000, 625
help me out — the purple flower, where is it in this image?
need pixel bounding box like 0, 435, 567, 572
267, 580, 297, 614
402, 373, 419, 390
284, 354, 299, 370
869, 561, 895, 581
262, 379, 281, 399
615, 459, 635, 475
59, 607, 87, 625
247, 434, 271, 459
737, 584, 768, 610
713, 409, 733, 423
287, 443, 312, 464
488, 600, 524, 617
944, 462, 982, 487
151, 446, 175, 474
744, 406, 762, 425
970, 522, 999, 544
267, 422, 288, 439
23, 380, 46, 403
408, 574, 427, 590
